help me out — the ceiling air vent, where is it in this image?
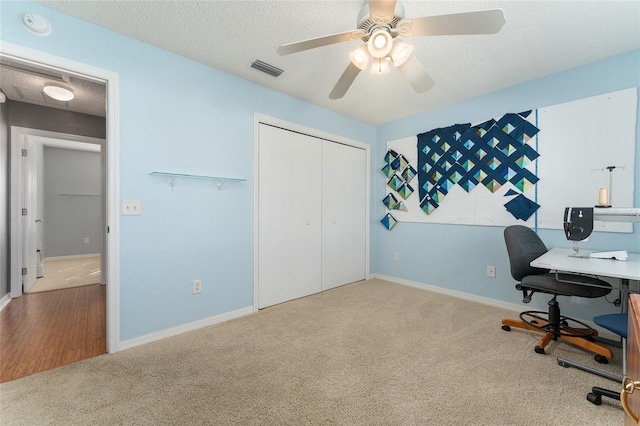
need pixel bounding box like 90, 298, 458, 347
250, 60, 283, 78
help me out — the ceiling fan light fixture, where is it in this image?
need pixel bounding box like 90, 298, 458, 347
43, 85, 74, 101
390, 40, 414, 67
367, 29, 393, 58
278, 3, 506, 99
370, 57, 391, 75
349, 45, 371, 71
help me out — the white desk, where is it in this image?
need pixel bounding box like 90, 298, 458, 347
531, 247, 640, 381
531, 248, 640, 282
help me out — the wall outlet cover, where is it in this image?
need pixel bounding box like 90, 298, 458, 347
487, 266, 496, 278
122, 200, 142, 216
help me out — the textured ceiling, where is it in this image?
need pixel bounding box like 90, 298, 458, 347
0, 58, 106, 117
12, 1, 640, 124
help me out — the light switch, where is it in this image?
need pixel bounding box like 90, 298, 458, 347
122, 200, 142, 216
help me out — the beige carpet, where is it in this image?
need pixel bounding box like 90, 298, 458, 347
28, 255, 101, 293
0, 279, 625, 425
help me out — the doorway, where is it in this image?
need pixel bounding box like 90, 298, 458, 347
1, 42, 120, 353
14, 132, 106, 295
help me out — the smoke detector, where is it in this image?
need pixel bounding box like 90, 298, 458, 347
22, 13, 52, 36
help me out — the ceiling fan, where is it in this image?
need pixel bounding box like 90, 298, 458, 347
277, 0, 505, 99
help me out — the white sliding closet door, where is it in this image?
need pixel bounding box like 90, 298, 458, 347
258, 124, 322, 308
321, 141, 367, 290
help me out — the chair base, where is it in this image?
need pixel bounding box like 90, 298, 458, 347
519, 310, 596, 338
587, 386, 621, 405
557, 357, 622, 382
501, 317, 614, 359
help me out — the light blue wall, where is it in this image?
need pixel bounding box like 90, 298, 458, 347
374, 49, 640, 321
1, 2, 376, 340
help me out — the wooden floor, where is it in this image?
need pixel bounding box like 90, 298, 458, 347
0, 284, 106, 383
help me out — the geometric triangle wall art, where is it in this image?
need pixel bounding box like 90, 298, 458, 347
416, 111, 540, 216
383, 193, 399, 210
380, 213, 397, 230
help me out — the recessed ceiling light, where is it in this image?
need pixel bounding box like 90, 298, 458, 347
43, 85, 74, 101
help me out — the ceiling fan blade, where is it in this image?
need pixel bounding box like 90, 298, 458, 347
277, 29, 366, 56
396, 55, 435, 94
368, 0, 397, 25
397, 9, 505, 37
329, 63, 362, 100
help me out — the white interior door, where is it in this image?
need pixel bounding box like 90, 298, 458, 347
321, 141, 367, 290
258, 124, 322, 308
23, 137, 38, 293
101, 143, 107, 284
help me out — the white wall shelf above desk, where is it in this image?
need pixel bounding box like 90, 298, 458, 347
150, 171, 246, 190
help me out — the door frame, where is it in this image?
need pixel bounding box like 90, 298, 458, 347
2, 42, 121, 353
253, 113, 371, 312
10, 127, 106, 294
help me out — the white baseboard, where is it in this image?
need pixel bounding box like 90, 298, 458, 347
369, 274, 619, 341
45, 253, 100, 262
370, 273, 526, 313
0, 293, 11, 312
119, 306, 254, 351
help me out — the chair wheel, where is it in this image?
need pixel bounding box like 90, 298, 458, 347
587, 392, 602, 405
501, 325, 511, 331
595, 355, 609, 364
535, 346, 545, 354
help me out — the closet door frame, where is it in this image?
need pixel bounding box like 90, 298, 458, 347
253, 114, 370, 312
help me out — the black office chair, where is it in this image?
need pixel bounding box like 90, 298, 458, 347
501, 225, 614, 359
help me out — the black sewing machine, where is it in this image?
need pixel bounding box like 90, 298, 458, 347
563, 207, 594, 253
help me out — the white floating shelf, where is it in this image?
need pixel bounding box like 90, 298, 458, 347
150, 171, 246, 190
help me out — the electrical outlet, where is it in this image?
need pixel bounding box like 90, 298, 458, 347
487, 266, 496, 278
192, 279, 202, 294
84, 237, 89, 244
393, 252, 400, 261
